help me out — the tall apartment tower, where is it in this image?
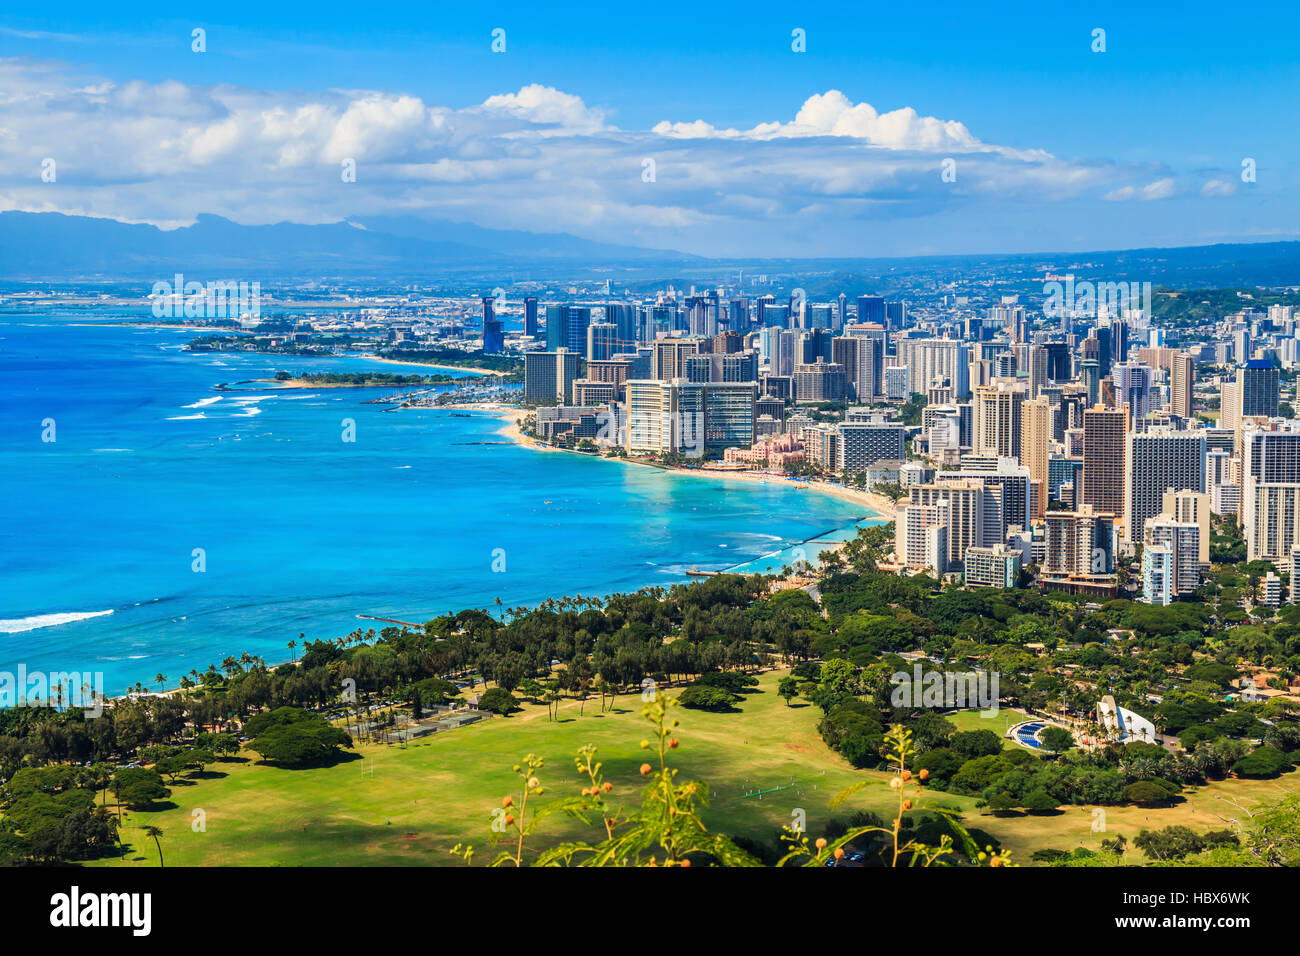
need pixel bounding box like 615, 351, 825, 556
973, 382, 1025, 460
1170, 352, 1194, 419
1241, 424, 1300, 561
1082, 405, 1127, 525
1021, 397, 1052, 520
1124, 429, 1206, 545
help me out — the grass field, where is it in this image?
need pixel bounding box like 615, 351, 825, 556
90, 672, 1300, 867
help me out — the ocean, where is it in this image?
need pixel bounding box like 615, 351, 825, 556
0, 310, 881, 694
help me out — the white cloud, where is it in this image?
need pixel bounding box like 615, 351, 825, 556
1103, 178, 1176, 202
1201, 179, 1237, 197
0, 58, 1190, 254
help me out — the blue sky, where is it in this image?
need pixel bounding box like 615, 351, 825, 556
1, 2, 1297, 257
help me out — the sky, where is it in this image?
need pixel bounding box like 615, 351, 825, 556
1, 1, 1298, 258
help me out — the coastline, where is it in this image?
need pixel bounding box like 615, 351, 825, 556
437, 402, 894, 521
359, 354, 505, 377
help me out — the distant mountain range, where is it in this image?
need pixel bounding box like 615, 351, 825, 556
3, 210, 1300, 289
0, 211, 697, 281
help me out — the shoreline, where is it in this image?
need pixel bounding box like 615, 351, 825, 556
436, 401, 892, 524
358, 354, 506, 377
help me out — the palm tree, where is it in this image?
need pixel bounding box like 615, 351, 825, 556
143, 825, 164, 867
154, 674, 167, 693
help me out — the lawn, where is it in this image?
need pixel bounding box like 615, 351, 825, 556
89, 673, 1300, 867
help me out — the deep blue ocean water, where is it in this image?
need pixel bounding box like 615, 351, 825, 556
0, 310, 881, 693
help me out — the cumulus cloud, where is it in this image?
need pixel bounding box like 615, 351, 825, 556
0, 58, 1187, 254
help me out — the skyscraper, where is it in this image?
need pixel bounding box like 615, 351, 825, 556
1170, 352, 1194, 419
1021, 397, 1051, 520
1027, 344, 1049, 399
523, 296, 539, 339
481, 295, 504, 353
973, 382, 1025, 459
1124, 429, 1206, 545
1082, 405, 1127, 522
524, 349, 582, 405
1241, 359, 1280, 418
856, 295, 886, 325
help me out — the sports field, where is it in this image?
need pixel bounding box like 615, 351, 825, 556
91, 672, 1298, 866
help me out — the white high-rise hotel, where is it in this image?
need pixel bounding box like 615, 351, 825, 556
898, 338, 970, 399
1124, 429, 1205, 545
1242, 423, 1300, 561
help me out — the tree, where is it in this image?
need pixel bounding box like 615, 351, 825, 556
777, 676, 799, 707
112, 768, 170, 809
478, 687, 518, 716
1232, 746, 1292, 778
1022, 788, 1059, 813
1039, 726, 1075, 753
143, 825, 164, 868
243, 707, 352, 767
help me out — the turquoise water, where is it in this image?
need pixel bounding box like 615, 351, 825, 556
0, 311, 880, 693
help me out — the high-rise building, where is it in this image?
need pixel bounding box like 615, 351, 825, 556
895, 500, 949, 573
838, 423, 906, 473
907, 480, 987, 566
973, 382, 1025, 459
1027, 345, 1049, 399
1082, 405, 1127, 522
1161, 489, 1211, 566
1021, 397, 1051, 519
1241, 359, 1281, 418
856, 295, 886, 325
832, 335, 879, 402
546, 304, 592, 353
652, 338, 701, 381
524, 348, 582, 405
523, 296, 539, 339
1043, 505, 1116, 578
1241, 423, 1300, 561
481, 295, 505, 353
702, 382, 757, 451
625, 379, 704, 457
1141, 543, 1174, 606
1112, 361, 1153, 422
793, 359, 848, 404
965, 544, 1022, 588
1124, 429, 1206, 545
586, 322, 619, 362
1170, 352, 1194, 419
898, 338, 970, 398
1142, 513, 1202, 602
